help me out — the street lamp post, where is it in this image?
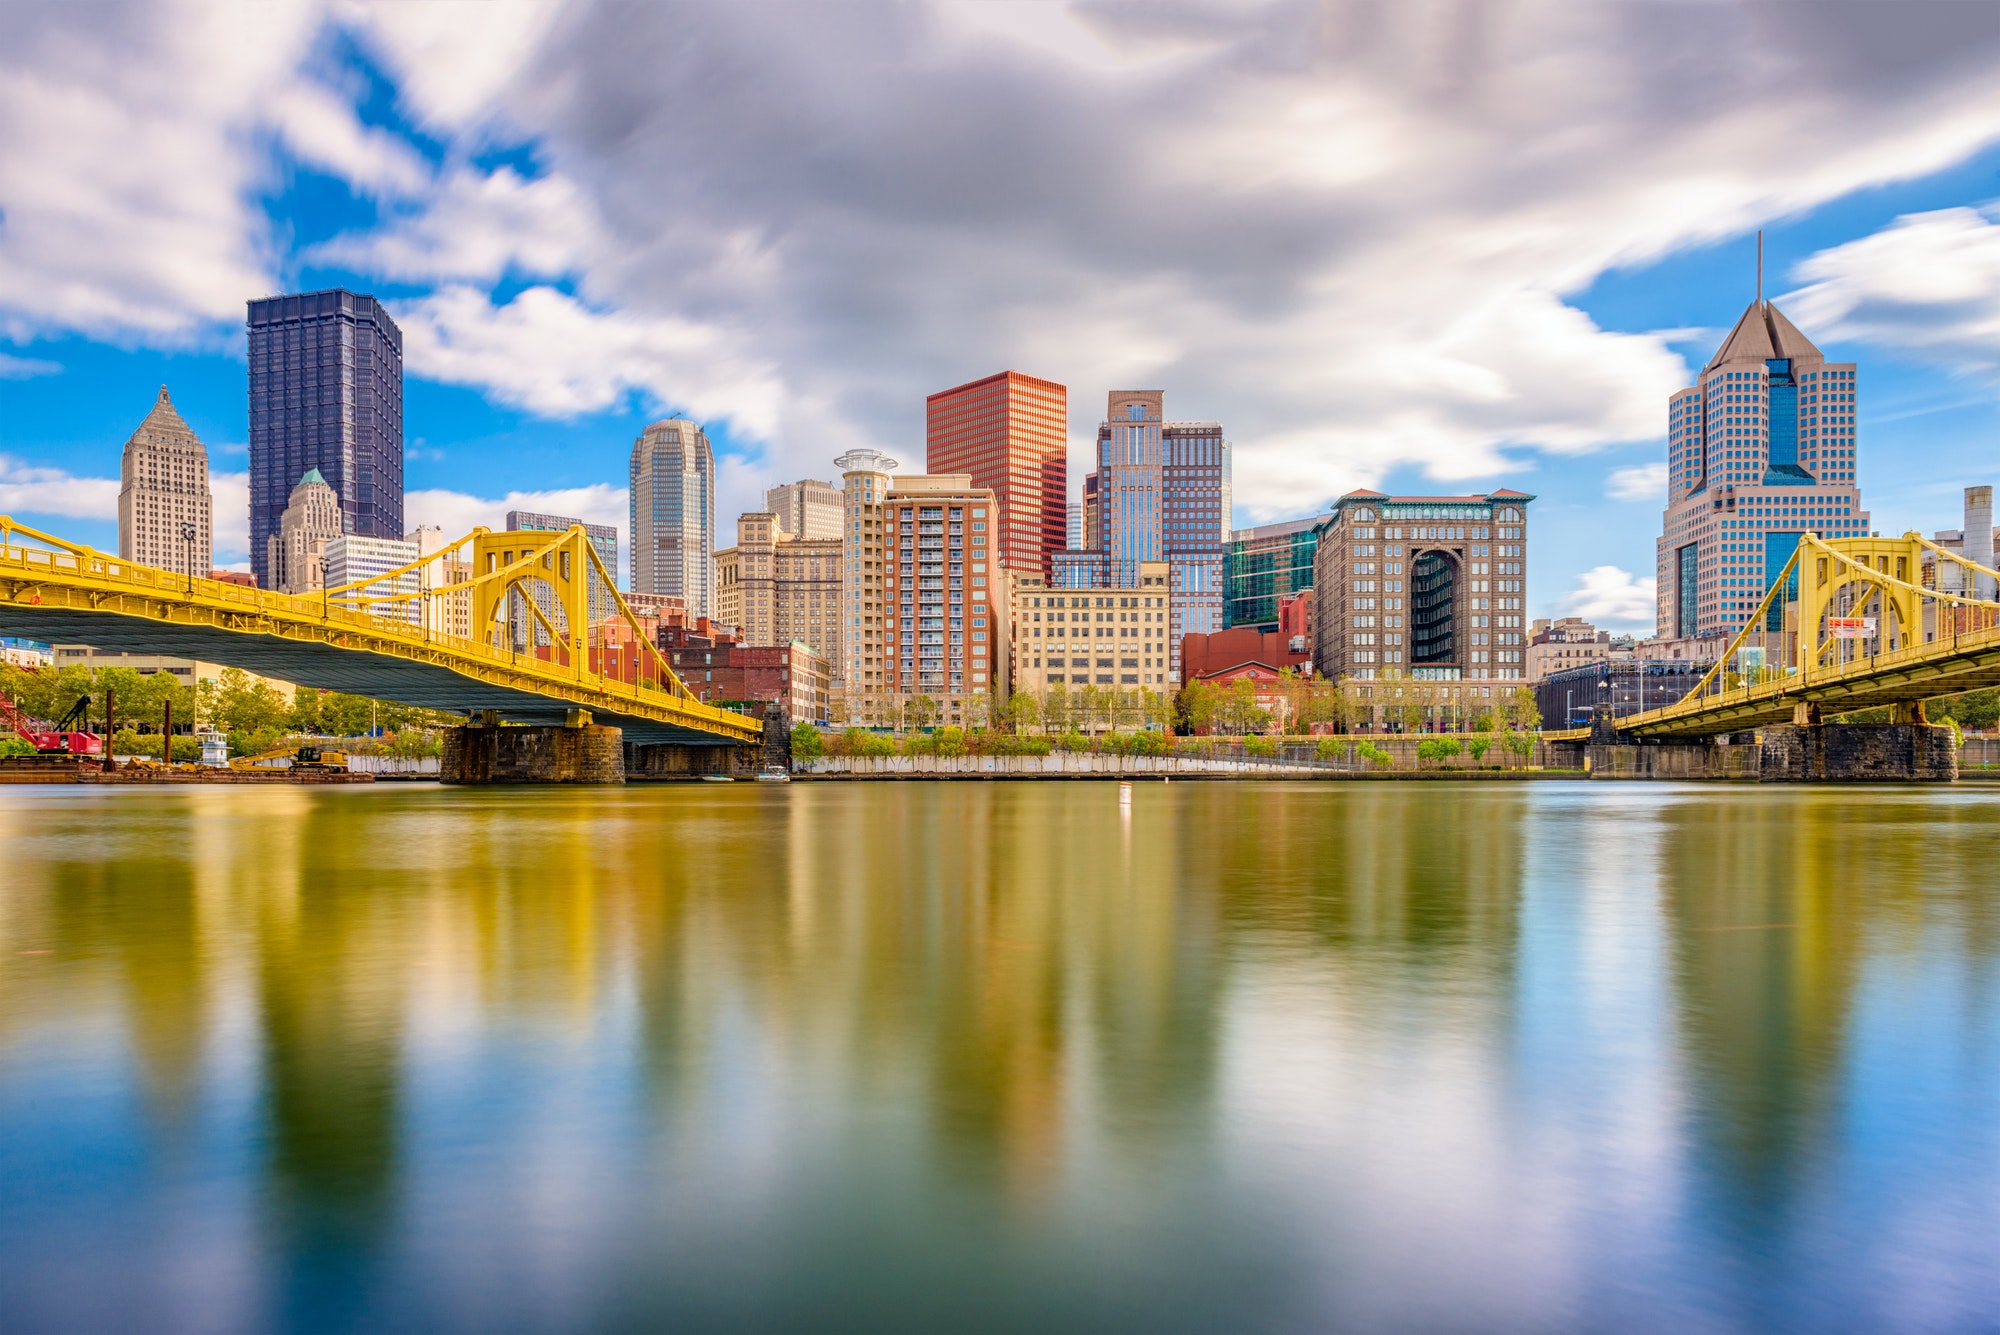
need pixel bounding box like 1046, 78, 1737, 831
1566, 688, 1573, 727
180, 522, 196, 596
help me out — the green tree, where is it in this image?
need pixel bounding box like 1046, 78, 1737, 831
790, 722, 824, 761
935, 725, 967, 757
1042, 683, 1070, 736
1468, 734, 1493, 763
1176, 678, 1220, 735
210, 668, 289, 735
907, 693, 940, 733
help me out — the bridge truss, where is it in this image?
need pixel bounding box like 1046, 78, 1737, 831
1614, 532, 2000, 738
0, 515, 761, 747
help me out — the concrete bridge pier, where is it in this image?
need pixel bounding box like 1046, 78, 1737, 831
440, 710, 626, 784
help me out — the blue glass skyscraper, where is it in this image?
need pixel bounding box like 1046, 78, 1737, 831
247, 289, 404, 589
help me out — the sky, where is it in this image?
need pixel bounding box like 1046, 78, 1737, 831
6, 1, 2000, 634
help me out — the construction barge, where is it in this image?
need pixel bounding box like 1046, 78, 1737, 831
0, 756, 374, 785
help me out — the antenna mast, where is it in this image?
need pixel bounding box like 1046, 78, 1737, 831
1757, 230, 1764, 308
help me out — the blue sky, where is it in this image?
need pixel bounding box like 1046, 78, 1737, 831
6, 2, 2000, 633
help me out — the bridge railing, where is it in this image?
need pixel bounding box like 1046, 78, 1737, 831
1618, 531, 2000, 732
1, 520, 756, 737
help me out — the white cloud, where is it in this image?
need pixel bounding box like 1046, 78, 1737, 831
1786, 202, 2000, 375
267, 82, 431, 199
211, 471, 250, 564
312, 166, 603, 283
1560, 565, 1657, 630
391, 285, 782, 432
0, 456, 119, 521
0, 4, 323, 339
1606, 462, 1667, 503
404, 482, 627, 543
14, 2, 2000, 522
0, 353, 60, 379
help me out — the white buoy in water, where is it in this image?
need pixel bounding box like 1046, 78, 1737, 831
1119, 780, 1132, 804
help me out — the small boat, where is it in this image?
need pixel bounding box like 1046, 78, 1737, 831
702, 775, 733, 783
755, 769, 791, 783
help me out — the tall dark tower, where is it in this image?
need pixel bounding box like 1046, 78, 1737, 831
247, 289, 404, 589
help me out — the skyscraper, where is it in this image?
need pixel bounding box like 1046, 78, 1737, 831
1051, 391, 1231, 678
765, 479, 843, 540
630, 416, 715, 618
117, 386, 212, 578
835, 449, 897, 712
925, 371, 1068, 577
1656, 300, 1869, 640
1227, 516, 1321, 628
1312, 490, 1534, 682
247, 289, 403, 589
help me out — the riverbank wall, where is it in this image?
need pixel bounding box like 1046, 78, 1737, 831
799, 754, 1580, 779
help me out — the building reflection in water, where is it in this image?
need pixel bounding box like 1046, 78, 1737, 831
4, 782, 2000, 1331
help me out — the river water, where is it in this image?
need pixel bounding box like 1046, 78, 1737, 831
2, 780, 1998, 1333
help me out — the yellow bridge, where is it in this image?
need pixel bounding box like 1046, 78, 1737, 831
1552, 531, 2000, 741
0, 516, 762, 747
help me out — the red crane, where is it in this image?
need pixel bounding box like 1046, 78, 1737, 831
0, 688, 103, 756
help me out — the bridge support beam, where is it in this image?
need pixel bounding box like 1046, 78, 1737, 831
1758, 722, 1956, 782
440, 721, 626, 784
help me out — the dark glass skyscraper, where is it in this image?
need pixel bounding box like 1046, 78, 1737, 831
247, 290, 404, 589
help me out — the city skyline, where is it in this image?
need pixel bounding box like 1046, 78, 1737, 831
9, 8, 2000, 634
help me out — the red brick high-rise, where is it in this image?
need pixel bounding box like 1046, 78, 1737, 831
925, 371, 1067, 578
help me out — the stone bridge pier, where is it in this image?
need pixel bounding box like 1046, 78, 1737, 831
625, 703, 792, 780
441, 711, 626, 784
1585, 705, 1958, 782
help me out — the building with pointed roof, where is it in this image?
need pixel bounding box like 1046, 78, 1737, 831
267, 468, 344, 595
1657, 299, 1869, 640
1311, 488, 1534, 686
118, 386, 213, 578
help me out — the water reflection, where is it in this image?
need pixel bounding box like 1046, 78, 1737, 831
1, 782, 1998, 1331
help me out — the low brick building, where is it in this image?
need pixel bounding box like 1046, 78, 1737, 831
1178, 625, 1310, 689
661, 625, 830, 724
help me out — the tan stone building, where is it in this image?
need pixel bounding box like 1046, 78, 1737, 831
715, 511, 842, 665
1527, 616, 1618, 682
266, 468, 343, 595
765, 479, 843, 540
834, 450, 898, 720
1313, 489, 1534, 683
1009, 560, 1171, 695
118, 386, 212, 577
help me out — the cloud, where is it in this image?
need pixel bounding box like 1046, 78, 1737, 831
0, 353, 60, 379
211, 471, 250, 563
1606, 462, 1667, 503
404, 482, 627, 543
0, 4, 324, 339
334, 0, 2000, 515
0, 456, 119, 521
1560, 565, 1657, 630
391, 285, 782, 430
1786, 202, 2000, 375
17, 2, 2000, 520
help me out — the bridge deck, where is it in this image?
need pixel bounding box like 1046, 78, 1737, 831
1617, 623, 2000, 738
0, 541, 762, 747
